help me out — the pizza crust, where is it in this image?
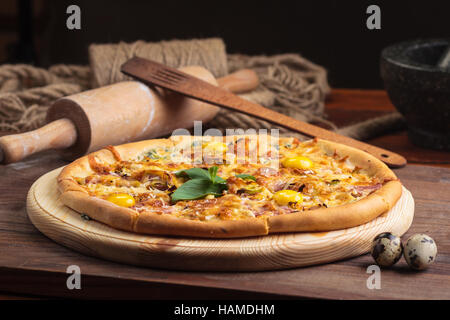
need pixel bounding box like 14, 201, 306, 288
135, 212, 268, 238
267, 180, 402, 233
57, 136, 403, 238
60, 190, 138, 232
317, 139, 398, 181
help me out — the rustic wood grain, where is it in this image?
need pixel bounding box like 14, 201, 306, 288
0, 154, 448, 299
0, 119, 77, 164
326, 89, 450, 166
26, 169, 414, 272
0, 89, 448, 299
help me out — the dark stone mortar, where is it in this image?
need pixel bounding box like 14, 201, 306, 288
380, 39, 450, 150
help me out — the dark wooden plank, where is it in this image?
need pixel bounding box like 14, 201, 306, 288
0, 291, 45, 300
326, 89, 450, 167
0, 89, 449, 299
0, 156, 448, 299
370, 133, 450, 166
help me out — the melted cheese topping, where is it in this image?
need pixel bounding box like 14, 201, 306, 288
74, 137, 386, 222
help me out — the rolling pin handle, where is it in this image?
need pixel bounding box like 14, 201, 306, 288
217, 69, 259, 93
0, 118, 77, 164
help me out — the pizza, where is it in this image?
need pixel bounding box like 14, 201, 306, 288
57, 135, 402, 238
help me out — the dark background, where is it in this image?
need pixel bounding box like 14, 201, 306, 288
1, 0, 449, 88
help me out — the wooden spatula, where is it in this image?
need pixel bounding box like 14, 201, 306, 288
121, 57, 407, 168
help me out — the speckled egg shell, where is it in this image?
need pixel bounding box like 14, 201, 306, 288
371, 232, 403, 267
404, 234, 438, 270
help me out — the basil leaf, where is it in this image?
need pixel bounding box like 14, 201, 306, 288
235, 174, 256, 181
208, 166, 227, 184
175, 168, 211, 180
171, 179, 211, 201
204, 181, 228, 195
171, 179, 227, 202
171, 166, 228, 202
214, 176, 227, 184
208, 166, 218, 182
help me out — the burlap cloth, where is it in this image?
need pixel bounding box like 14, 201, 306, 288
0, 38, 405, 140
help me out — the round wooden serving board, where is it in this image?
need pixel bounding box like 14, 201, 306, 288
27, 168, 414, 271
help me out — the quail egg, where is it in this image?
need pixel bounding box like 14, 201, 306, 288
404, 234, 437, 270
371, 232, 403, 267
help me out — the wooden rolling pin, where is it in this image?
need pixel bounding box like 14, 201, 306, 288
0, 67, 259, 164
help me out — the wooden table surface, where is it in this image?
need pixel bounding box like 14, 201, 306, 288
0, 89, 449, 300
327, 89, 450, 168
